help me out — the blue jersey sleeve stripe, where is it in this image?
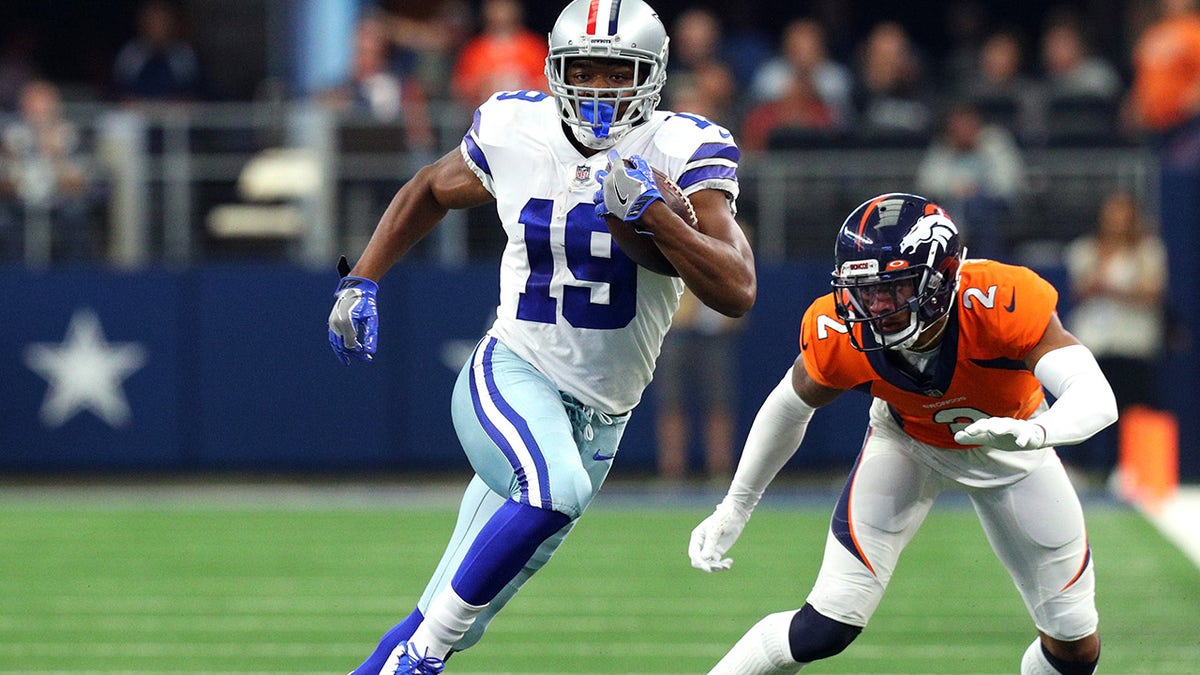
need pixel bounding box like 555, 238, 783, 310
687, 142, 741, 164
677, 164, 737, 190
462, 132, 492, 177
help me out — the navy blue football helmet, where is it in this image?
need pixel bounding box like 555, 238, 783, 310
831, 193, 963, 351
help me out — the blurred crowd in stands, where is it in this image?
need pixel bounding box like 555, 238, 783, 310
0, 0, 1198, 266
0, 0, 1192, 479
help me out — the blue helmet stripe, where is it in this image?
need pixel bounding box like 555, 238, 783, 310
608, 0, 621, 35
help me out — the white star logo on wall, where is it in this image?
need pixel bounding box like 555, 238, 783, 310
24, 308, 148, 428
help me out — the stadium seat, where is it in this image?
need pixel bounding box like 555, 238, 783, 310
1044, 95, 1126, 147
766, 126, 848, 151
971, 94, 1021, 136
204, 148, 319, 239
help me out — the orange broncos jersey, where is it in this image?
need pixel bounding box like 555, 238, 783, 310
800, 260, 1058, 449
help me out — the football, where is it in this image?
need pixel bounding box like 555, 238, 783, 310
603, 166, 698, 277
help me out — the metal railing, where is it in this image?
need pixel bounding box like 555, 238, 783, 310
5, 102, 1156, 269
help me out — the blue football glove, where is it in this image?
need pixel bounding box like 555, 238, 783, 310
594, 150, 664, 224
328, 256, 378, 365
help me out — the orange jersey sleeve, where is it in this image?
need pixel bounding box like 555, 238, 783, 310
798, 261, 1057, 448
799, 294, 873, 392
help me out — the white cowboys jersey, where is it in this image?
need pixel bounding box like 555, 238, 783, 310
460, 91, 740, 413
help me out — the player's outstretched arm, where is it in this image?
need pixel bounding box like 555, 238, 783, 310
954, 314, 1118, 450
328, 150, 494, 364
689, 357, 842, 572
641, 187, 756, 318
350, 149, 494, 281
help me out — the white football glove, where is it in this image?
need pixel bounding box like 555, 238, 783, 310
954, 417, 1047, 451
688, 500, 752, 573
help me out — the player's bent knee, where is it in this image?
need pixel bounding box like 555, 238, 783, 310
1037, 596, 1098, 644
787, 603, 862, 662
549, 468, 593, 520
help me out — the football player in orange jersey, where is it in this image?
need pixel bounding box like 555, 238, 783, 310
690, 193, 1117, 675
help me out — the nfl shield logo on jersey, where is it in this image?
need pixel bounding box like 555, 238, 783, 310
573, 164, 591, 186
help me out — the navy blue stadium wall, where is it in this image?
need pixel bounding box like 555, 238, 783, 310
1, 263, 1195, 480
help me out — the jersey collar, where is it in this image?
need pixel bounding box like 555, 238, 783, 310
864, 304, 961, 398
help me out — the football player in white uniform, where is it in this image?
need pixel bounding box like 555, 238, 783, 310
327, 1, 755, 672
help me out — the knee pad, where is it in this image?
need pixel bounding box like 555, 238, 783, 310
1036, 579, 1098, 642
787, 603, 862, 662
549, 467, 593, 520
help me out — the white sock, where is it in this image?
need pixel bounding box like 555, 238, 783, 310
409, 586, 487, 659
709, 611, 806, 675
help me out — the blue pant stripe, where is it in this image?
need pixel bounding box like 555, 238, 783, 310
470, 337, 553, 509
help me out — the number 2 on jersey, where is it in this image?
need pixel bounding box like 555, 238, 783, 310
516, 199, 638, 330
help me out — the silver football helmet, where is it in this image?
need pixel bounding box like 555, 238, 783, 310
545, 0, 669, 149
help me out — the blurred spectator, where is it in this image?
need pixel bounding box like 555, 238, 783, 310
669, 7, 723, 76
915, 102, 1025, 260
451, 0, 547, 108
319, 12, 434, 151
854, 21, 932, 140
112, 1, 202, 102
1127, 0, 1200, 459
722, 5, 774, 88
1128, 0, 1200, 134
667, 60, 737, 128
964, 29, 1047, 142
740, 71, 836, 151
749, 18, 855, 130
662, 7, 727, 112
941, 0, 990, 92
1064, 190, 1166, 476
0, 80, 97, 261
1039, 20, 1122, 100
379, 0, 472, 101
810, 0, 857, 63
655, 287, 744, 483
0, 29, 38, 113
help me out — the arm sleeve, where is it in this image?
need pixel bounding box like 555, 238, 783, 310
1032, 344, 1119, 446
725, 367, 816, 511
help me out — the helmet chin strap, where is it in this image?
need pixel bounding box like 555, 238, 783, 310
898, 313, 951, 352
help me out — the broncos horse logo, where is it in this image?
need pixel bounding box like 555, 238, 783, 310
900, 214, 957, 266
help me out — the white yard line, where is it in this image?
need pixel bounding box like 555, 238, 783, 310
1140, 485, 1200, 570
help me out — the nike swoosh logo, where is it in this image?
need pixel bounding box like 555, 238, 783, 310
1004, 289, 1016, 312
613, 182, 629, 205
719, 130, 732, 138
593, 452, 615, 461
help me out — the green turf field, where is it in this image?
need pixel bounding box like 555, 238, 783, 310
0, 489, 1196, 674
